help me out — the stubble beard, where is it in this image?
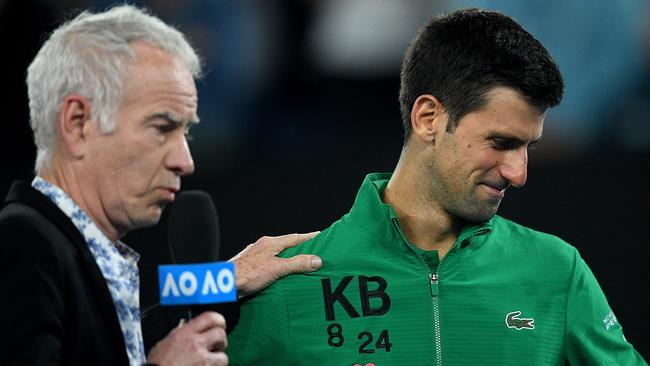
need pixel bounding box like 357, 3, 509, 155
431, 177, 502, 224
458, 188, 501, 223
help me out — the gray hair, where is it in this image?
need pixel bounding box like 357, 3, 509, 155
27, 4, 202, 172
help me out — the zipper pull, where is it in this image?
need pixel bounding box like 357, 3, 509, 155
429, 273, 439, 297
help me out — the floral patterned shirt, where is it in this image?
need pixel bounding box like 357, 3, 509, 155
32, 177, 145, 365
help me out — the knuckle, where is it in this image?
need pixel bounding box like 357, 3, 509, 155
215, 312, 226, 325
206, 311, 226, 326
211, 329, 227, 350
206, 310, 218, 320
291, 255, 309, 269
214, 352, 229, 366
299, 256, 312, 271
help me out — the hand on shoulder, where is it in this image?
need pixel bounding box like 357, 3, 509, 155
230, 232, 323, 298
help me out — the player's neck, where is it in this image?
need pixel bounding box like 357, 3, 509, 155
384, 156, 462, 258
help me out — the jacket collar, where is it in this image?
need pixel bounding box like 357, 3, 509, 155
347, 173, 492, 250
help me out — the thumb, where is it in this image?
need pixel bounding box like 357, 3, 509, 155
279, 254, 323, 277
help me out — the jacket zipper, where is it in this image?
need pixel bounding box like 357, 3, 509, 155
392, 218, 490, 366
430, 272, 442, 366
392, 218, 442, 366
429, 229, 490, 365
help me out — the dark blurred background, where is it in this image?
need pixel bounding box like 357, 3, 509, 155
1, 0, 648, 359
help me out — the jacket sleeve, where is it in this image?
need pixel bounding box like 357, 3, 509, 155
227, 280, 292, 365
564, 249, 648, 365
0, 215, 66, 365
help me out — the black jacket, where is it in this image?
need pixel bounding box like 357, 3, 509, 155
0, 181, 130, 365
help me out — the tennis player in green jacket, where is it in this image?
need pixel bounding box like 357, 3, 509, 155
228, 8, 647, 366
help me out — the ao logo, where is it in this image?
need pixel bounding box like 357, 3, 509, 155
158, 262, 237, 305
162, 268, 233, 297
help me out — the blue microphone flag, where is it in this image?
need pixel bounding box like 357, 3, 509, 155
158, 262, 237, 305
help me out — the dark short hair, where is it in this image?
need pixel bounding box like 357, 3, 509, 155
399, 8, 564, 141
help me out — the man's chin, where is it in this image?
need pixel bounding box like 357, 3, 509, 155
459, 203, 500, 223
133, 208, 164, 229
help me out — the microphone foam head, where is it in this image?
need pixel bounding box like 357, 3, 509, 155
167, 190, 220, 263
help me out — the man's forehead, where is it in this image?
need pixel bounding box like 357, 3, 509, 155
463, 93, 545, 141
129, 42, 176, 65
119, 44, 198, 114
124, 42, 196, 85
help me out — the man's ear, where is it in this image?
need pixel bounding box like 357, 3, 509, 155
58, 94, 94, 159
410, 94, 446, 143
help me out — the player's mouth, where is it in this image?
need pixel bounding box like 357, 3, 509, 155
158, 186, 179, 201
479, 182, 509, 199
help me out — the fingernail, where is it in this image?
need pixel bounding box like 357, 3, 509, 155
311, 256, 323, 268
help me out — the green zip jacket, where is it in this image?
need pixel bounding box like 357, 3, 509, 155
228, 173, 646, 365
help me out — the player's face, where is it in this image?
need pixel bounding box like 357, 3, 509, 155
86, 43, 198, 234
427, 87, 544, 223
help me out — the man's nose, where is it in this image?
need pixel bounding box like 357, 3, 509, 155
166, 135, 195, 176
499, 148, 528, 188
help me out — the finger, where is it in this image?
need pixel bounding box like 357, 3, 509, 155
278, 254, 323, 276
272, 231, 320, 250
207, 351, 229, 366
201, 325, 227, 351
184, 311, 226, 333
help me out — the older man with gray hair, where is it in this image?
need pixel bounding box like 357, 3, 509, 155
0, 5, 321, 366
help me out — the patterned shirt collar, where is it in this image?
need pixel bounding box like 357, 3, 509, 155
32, 176, 146, 365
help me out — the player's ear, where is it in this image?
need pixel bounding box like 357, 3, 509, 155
410, 94, 447, 144
58, 94, 94, 159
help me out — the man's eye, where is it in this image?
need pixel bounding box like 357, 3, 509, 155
492, 139, 515, 150
184, 130, 194, 141
155, 123, 176, 133
527, 142, 537, 151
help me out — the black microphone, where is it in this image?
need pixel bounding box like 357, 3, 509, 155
167, 190, 220, 264
164, 190, 240, 331
167, 190, 220, 320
